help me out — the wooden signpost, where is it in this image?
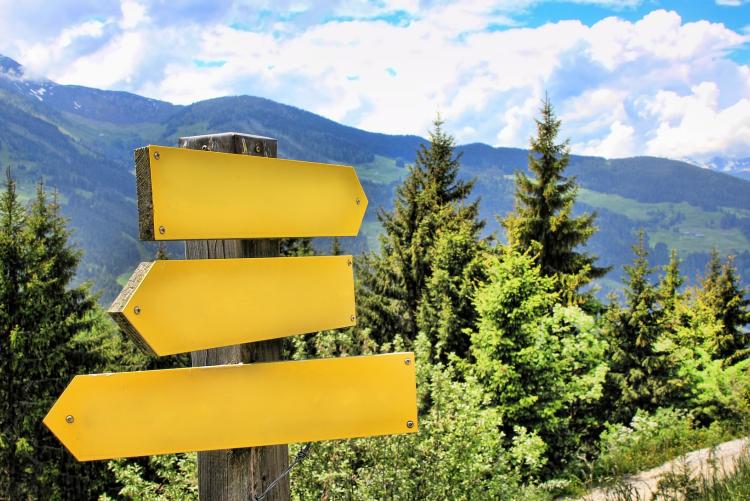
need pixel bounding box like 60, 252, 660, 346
136, 145, 368, 240
43, 353, 417, 461
44, 132, 418, 501
108, 256, 357, 356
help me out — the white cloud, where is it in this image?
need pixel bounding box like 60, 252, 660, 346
642, 83, 750, 160
1, 2, 749, 161
576, 120, 637, 158
120, 0, 147, 30
715, 0, 747, 6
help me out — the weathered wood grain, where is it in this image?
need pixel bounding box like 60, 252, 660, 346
180, 132, 289, 501
135, 147, 155, 241
108, 261, 156, 357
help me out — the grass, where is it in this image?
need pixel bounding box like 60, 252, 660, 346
600, 447, 750, 500
578, 188, 750, 255
695, 448, 750, 500
592, 410, 738, 482
116, 271, 132, 287
361, 220, 383, 252
355, 155, 407, 184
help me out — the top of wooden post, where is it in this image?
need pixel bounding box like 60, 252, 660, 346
135, 133, 279, 240
178, 132, 277, 157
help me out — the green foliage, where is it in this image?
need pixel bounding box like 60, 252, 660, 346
280, 238, 315, 257
601, 442, 750, 501
469, 248, 609, 474
417, 204, 488, 360
502, 97, 607, 301
358, 117, 483, 350
290, 333, 549, 500
102, 454, 197, 501
692, 447, 750, 500
604, 231, 686, 422
0, 173, 115, 499
696, 250, 750, 363
594, 408, 732, 480
684, 354, 750, 426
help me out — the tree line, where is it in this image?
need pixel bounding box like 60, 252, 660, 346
1, 98, 748, 499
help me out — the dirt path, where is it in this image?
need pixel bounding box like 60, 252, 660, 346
579, 436, 749, 501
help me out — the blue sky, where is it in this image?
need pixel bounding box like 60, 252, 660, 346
0, 0, 748, 161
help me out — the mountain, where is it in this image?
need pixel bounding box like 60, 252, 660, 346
703, 157, 750, 182
2, 54, 750, 301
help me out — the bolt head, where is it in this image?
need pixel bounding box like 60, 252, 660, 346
254, 143, 262, 153
347, 259, 352, 267
350, 315, 356, 322
404, 358, 411, 365
65, 415, 74, 424
406, 420, 414, 429
159, 226, 166, 234
134, 306, 141, 315
355, 198, 361, 205
153, 151, 160, 160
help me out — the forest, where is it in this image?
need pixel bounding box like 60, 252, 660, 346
1, 99, 749, 500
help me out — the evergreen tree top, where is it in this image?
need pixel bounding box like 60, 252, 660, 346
502, 96, 608, 300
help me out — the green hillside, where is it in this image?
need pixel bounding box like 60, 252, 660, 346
1, 54, 750, 301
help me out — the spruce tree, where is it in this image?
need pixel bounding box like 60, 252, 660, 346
0, 176, 111, 498
358, 117, 483, 348
280, 237, 314, 256
330, 237, 343, 256
604, 232, 682, 422
0, 170, 25, 499
698, 252, 750, 362
658, 249, 686, 330
502, 97, 607, 300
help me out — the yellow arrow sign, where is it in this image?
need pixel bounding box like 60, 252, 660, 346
108, 255, 356, 356
135, 145, 368, 240
44, 353, 418, 461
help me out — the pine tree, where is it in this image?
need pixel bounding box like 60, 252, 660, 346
330, 237, 343, 256
417, 204, 487, 359
698, 252, 750, 362
0, 170, 26, 500
502, 97, 607, 301
0, 176, 112, 498
604, 232, 683, 422
469, 247, 608, 474
358, 117, 483, 347
658, 249, 686, 331
280, 237, 314, 256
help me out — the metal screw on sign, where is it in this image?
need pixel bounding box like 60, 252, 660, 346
406, 420, 414, 429
254, 143, 262, 153
159, 226, 166, 235
350, 315, 355, 322
133, 306, 141, 315
153, 151, 160, 160
347, 259, 352, 267
404, 359, 411, 366
355, 198, 361, 205
65, 415, 74, 424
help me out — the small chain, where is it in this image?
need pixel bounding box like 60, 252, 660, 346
251, 444, 313, 501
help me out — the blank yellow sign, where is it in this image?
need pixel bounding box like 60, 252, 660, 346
44, 353, 418, 461
137, 145, 368, 240
108, 255, 356, 356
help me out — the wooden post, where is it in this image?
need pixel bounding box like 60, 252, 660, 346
179, 132, 290, 501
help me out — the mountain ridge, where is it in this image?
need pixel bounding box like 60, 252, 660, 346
1, 53, 749, 301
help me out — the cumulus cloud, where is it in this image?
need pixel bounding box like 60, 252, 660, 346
0, 2, 748, 161
643, 83, 750, 159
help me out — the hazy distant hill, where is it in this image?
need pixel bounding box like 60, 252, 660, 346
2, 54, 750, 301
